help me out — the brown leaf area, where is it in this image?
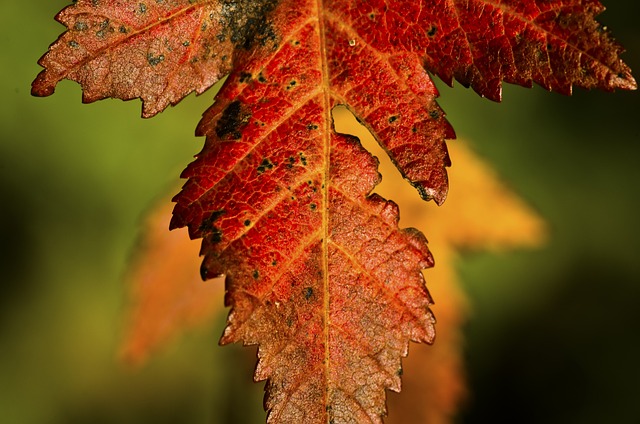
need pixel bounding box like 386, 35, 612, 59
121, 108, 545, 422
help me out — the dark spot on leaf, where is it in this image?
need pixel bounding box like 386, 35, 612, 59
68, 40, 79, 48
220, 0, 279, 50
307, 123, 318, 130
216, 100, 251, 140
244, 219, 251, 226
199, 209, 226, 242
119, 25, 128, 33
427, 25, 437, 37
139, 3, 147, 13
257, 73, 267, 83
147, 53, 165, 66
303, 287, 313, 300
200, 262, 209, 280
74, 21, 88, 31
285, 156, 295, 169
210, 228, 223, 244
299, 152, 307, 166
182, 40, 190, 46
253, 270, 259, 279
397, 367, 403, 376
271, 260, 277, 266
239, 72, 252, 83
429, 109, 440, 119
257, 158, 274, 174
388, 115, 397, 123
310, 203, 317, 211
412, 126, 418, 133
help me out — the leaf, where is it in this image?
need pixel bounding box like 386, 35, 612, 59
33, 0, 634, 422
120, 199, 225, 366
119, 127, 546, 423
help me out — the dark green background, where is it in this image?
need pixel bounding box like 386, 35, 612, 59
1, 2, 639, 423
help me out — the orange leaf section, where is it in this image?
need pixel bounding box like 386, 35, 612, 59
120, 200, 224, 366
333, 0, 636, 100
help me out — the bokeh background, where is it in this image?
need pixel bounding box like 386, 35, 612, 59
1, 1, 639, 423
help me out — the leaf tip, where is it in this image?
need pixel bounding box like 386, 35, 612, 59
31, 71, 55, 97
612, 70, 637, 91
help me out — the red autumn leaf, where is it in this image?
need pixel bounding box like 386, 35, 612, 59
33, 0, 634, 422
119, 134, 546, 422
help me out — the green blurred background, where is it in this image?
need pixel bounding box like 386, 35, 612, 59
1, 1, 639, 423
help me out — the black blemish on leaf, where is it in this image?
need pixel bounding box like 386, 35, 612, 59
119, 25, 128, 33
252, 270, 260, 279
244, 219, 251, 226
310, 203, 317, 211
139, 3, 147, 13
215, 100, 251, 140
303, 287, 313, 300
210, 228, 223, 244
271, 260, 277, 266
200, 262, 209, 281
74, 21, 88, 31
285, 156, 295, 170
199, 209, 226, 243
257, 158, 274, 174
388, 115, 398, 123
220, 0, 280, 50
427, 25, 437, 37
68, 40, 79, 48
299, 152, 307, 166
239, 72, 252, 83
147, 53, 165, 66
307, 123, 318, 130
429, 109, 440, 119
257, 73, 267, 83
182, 40, 190, 46
412, 126, 418, 133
